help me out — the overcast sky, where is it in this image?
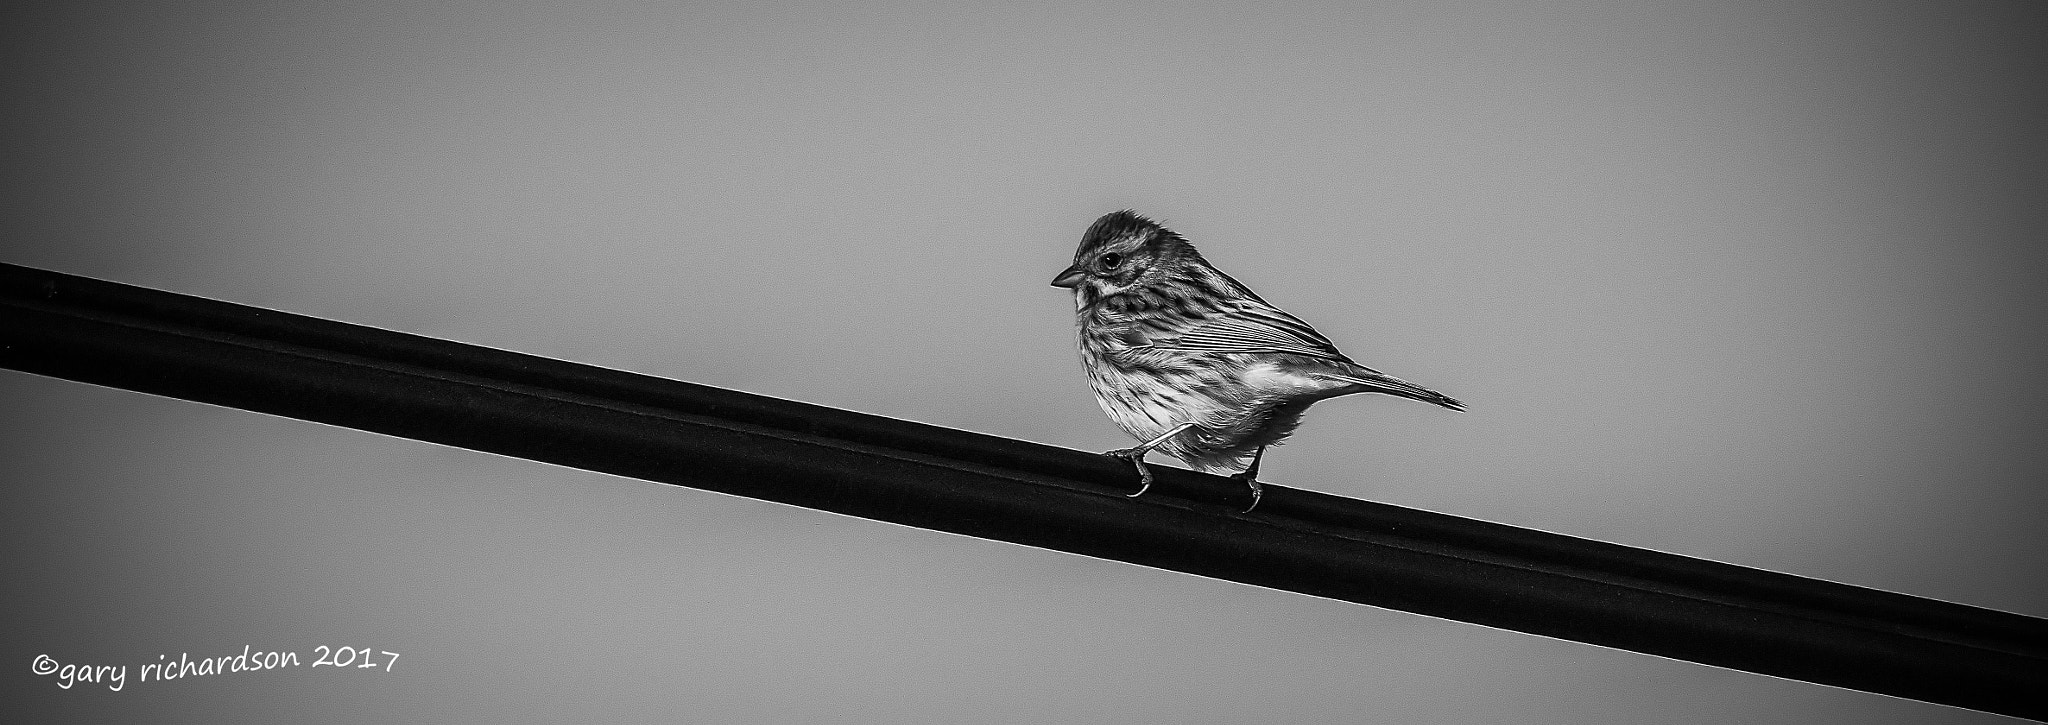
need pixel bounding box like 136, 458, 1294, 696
6, 1, 2046, 722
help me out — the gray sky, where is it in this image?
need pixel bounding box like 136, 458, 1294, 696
6, 1, 2046, 722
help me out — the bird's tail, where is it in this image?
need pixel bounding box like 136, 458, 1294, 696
1333, 365, 1465, 411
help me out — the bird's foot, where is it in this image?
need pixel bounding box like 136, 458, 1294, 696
1103, 447, 1155, 499
1230, 470, 1264, 513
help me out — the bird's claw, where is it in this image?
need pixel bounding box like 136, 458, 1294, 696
1103, 447, 1155, 499
1232, 471, 1264, 513
1104, 448, 1261, 511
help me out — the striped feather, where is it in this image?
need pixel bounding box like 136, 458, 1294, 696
1157, 300, 1350, 361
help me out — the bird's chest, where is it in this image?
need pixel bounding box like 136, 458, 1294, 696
1081, 332, 1333, 438
1087, 365, 1227, 440
1077, 343, 1233, 436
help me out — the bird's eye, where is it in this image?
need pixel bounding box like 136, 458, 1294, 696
1098, 252, 1125, 271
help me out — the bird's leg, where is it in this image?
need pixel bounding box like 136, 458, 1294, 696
1233, 446, 1268, 513
1105, 421, 1199, 499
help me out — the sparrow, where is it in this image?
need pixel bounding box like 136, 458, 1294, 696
1052, 210, 1462, 511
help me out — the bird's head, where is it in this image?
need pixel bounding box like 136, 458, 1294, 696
1050, 210, 1199, 308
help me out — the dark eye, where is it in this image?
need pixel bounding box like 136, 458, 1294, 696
1098, 252, 1125, 271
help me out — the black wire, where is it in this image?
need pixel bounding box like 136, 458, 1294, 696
3, 262, 2044, 719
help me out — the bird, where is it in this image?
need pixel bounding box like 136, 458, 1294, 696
1050, 210, 1462, 512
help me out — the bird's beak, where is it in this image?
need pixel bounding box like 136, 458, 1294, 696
1050, 265, 1084, 289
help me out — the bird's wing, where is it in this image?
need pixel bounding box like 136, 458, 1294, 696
1151, 299, 1355, 364
1131, 296, 1465, 410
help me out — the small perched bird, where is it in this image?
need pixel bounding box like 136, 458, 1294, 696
1051, 210, 1462, 512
